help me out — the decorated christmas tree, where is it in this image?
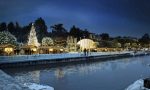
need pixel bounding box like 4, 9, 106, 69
42, 37, 54, 46
28, 23, 40, 47
0, 31, 18, 45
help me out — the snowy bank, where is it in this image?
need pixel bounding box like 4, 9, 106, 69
24, 83, 54, 90
126, 79, 150, 90
0, 70, 54, 90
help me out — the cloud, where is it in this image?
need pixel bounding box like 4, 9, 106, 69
0, 0, 150, 37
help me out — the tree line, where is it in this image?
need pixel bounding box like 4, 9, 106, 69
0, 17, 150, 48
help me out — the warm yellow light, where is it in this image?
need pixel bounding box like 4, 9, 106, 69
4, 48, 13, 53
31, 48, 37, 52
49, 48, 53, 51
60, 49, 63, 51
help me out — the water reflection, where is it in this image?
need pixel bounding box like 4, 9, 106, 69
3, 55, 150, 90
55, 68, 65, 79
14, 70, 40, 83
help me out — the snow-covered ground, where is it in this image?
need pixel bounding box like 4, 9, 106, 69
0, 70, 54, 90
24, 83, 54, 90
126, 79, 150, 90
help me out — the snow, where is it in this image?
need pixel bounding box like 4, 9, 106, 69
126, 79, 143, 90
24, 83, 54, 90
126, 79, 150, 90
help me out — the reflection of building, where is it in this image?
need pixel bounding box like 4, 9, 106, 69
15, 71, 40, 83
55, 68, 65, 79
0, 44, 15, 56
67, 36, 77, 52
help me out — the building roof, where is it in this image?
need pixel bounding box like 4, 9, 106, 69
0, 44, 16, 48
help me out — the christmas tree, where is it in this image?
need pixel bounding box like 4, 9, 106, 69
0, 31, 17, 45
28, 23, 40, 47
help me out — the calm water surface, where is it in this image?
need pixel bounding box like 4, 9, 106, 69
3, 56, 150, 90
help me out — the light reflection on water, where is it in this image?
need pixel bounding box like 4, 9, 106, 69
3, 56, 150, 90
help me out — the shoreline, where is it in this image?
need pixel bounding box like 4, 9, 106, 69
0, 51, 149, 68
0, 70, 54, 90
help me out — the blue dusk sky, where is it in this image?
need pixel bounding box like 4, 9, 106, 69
0, 0, 150, 37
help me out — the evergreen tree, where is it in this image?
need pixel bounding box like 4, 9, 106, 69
139, 33, 150, 47
51, 24, 68, 38
7, 22, 15, 35
28, 23, 40, 47
69, 25, 90, 40
21, 23, 32, 43
35, 17, 48, 43
0, 31, 18, 45
42, 37, 54, 46
0, 22, 7, 31
100, 33, 110, 40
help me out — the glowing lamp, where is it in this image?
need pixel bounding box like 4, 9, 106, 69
31, 48, 37, 52
4, 47, 13, 53
60, 49, 63, 51
49, 48, 53, 52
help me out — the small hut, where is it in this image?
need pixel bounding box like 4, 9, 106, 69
0, 44, 15, 56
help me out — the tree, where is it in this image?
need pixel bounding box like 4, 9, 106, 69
139, 33, 150, 46
28, 23, 40, 47
51, 24, 68, 38
21, 23, 32, 43
35, 17, 48, 43
98, 40, 112, 48
112, 40, 121, 48
42, 37, 54, 46
69, 25, 81, 39
0, 31, 18, 45
100, 33, 109, 40
81, 29, 90, 38
69, 25, 90, 40
0, 22, 7, 32
7, 22, 15, 35
15, 22, 22, 42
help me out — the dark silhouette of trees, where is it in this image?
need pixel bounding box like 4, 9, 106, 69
69, 25, 81, 39
15, 22, 22, 42
100, 33, 109, 40
82, 29, 90, 38
21, 23, 32, 43
139, 33, 150, 47
0, 17, 149, 48
8, 22, 15, 35
69, 25, 90, 40
35, 17, 48, 43
113, 36, 138, 48
0, 22, 7, 31
51, 24, 68, 38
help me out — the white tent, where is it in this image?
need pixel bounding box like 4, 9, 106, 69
77, 39, 96, 50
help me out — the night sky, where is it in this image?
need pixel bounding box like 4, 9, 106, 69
0, 0, 150, 37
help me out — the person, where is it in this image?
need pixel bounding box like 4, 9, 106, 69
87, 49, 89, 56
83, 48, 87, 56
